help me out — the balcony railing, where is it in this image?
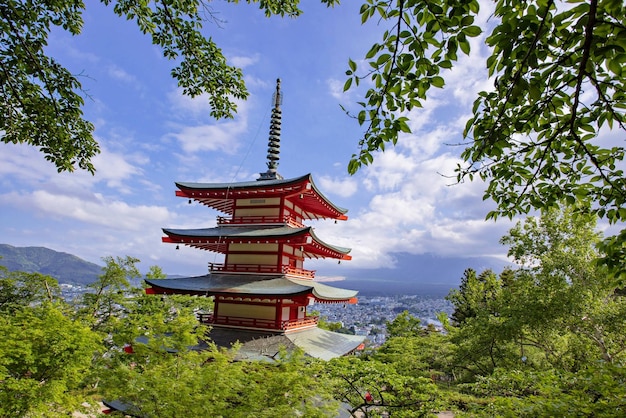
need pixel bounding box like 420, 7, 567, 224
208, 263, 315, 279
197, 313, 319, 331
281, 316, 319, 330
217, 215, 304, 228
282, 266, 315, 279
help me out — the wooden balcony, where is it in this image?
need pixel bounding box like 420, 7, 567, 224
208, 263, 315, 279
282, 266, 315, 279
281, 316, 319, 331
217, 215, 304, 228
197, 313, 319, 331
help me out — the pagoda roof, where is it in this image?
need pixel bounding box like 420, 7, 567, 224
209, 327, 365, 362
144, 274, 358, 302
162, 225, 352, 260
175, 173, 348, 220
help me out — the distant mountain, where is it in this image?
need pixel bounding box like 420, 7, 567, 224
321, 252, 513, 297
0, 244, 102, 285
0, 244, 512, 296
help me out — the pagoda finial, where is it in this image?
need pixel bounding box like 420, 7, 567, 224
259, 78, 284, 181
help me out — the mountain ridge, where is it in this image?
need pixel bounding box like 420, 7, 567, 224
0, 244, 511, 295
0, 244, 102, 285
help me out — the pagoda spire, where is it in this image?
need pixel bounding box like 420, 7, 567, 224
259, 78, 284, 180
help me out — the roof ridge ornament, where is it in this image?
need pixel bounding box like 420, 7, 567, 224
258, 78, 284, 181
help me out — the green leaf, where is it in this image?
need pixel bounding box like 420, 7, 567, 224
431, 76, 445, 88
376, 53, 391, 66
464, 25, 482, 37
459, 39, 471, 55
357, 110, 366, 125
608, 58, 622, 76
343, 77, 353, 92
348, 58, 357, 72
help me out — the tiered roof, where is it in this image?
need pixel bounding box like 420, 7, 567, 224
145, 274, 358, 302
144, 79, 363, 357
161, 225, 351, 260
175, 173, 348, 221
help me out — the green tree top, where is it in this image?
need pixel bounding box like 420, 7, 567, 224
0, 0, 339, 174
343, 0, 625, 278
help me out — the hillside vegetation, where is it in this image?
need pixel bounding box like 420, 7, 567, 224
1, 206, 624, 417
0, 244, 101, 285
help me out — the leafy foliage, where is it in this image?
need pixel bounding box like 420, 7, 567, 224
344, 0, 482, 173
461, 0, 626, 227
0, 0, 340, 173
101, 336, 339, 417
385, 309, 424, 338
0, 0, 98, 173
442, 206, 626, 415
344, 0, 626, 278
0, 303, 102, 417
2, 209, 625, 417
446, 268, 504, 326
325, 355, 439, 417
78, 255, 141, 333
0, 266, 62, 311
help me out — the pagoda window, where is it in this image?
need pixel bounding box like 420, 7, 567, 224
233, 206, 281, 218
227, 253, 278, 266
280, 306, 290, 322
229, 243, 279, 252
232, 197, 282, 223
218, 303, 276, 320
236, 197, 281, 207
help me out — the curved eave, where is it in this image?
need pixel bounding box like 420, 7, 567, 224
145, 275, 311, 297
144, 275, 358, 304
175, 174, 312, 215
162, 226, 352, 260
290, 278, 358, 303
299, 175, 349, 220
175, 174, 348, 221
162, 226, 310, 253
306, 228, 352, 260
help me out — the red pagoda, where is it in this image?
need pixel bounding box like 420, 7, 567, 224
145, 80, 364, 360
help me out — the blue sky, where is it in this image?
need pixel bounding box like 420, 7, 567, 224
1, 2, 536, 277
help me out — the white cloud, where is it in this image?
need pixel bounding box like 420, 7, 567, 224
15, 190, 170, 231
107, 65, 136, 83
326, 78, 345, 100
230, 54, 260, 68
0, 144, 58, 184
167, 88, 216, 116
317, 175, 358, 198
91, 147, 144, 191
167, 123, 245, 154
165, 90, 252, 154
361, 150, 417, 192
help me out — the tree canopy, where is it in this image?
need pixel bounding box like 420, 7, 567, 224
0, 0, 339, 173
343, 0, 625, 278
1, 216, 625, 417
